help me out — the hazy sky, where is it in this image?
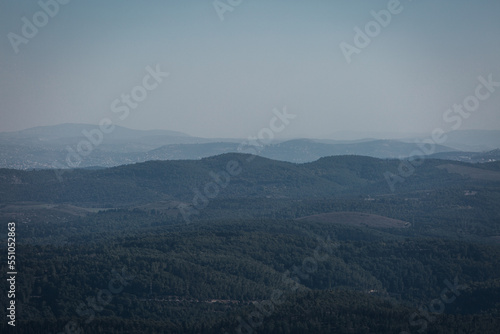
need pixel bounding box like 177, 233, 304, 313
1, 0, 499, 138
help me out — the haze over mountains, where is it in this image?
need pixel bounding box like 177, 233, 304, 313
2, 0, 499, 331
1, 124, 499, 169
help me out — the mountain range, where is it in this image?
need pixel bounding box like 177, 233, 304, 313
1, 124, 498, 169
2, 152, 499, 208
1, 148, 500, 333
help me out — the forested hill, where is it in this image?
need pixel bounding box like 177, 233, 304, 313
1, 154, 500, 333
1, 153, 499, 206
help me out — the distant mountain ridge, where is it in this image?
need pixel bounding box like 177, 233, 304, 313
0, 123, 189, 139
0, 124, 498, 169
0, 123, 194, 146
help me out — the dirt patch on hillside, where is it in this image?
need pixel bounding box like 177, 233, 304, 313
297, 212, 410, 229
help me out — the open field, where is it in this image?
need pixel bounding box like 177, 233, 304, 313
296, 211, 411, 229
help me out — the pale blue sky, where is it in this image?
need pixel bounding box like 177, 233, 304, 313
1, 0, 499, 138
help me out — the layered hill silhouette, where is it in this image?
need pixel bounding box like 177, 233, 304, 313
4, 124, 500, 170
1, 153, 499, 207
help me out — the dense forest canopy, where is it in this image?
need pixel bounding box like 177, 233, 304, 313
0, 154, 499, 333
